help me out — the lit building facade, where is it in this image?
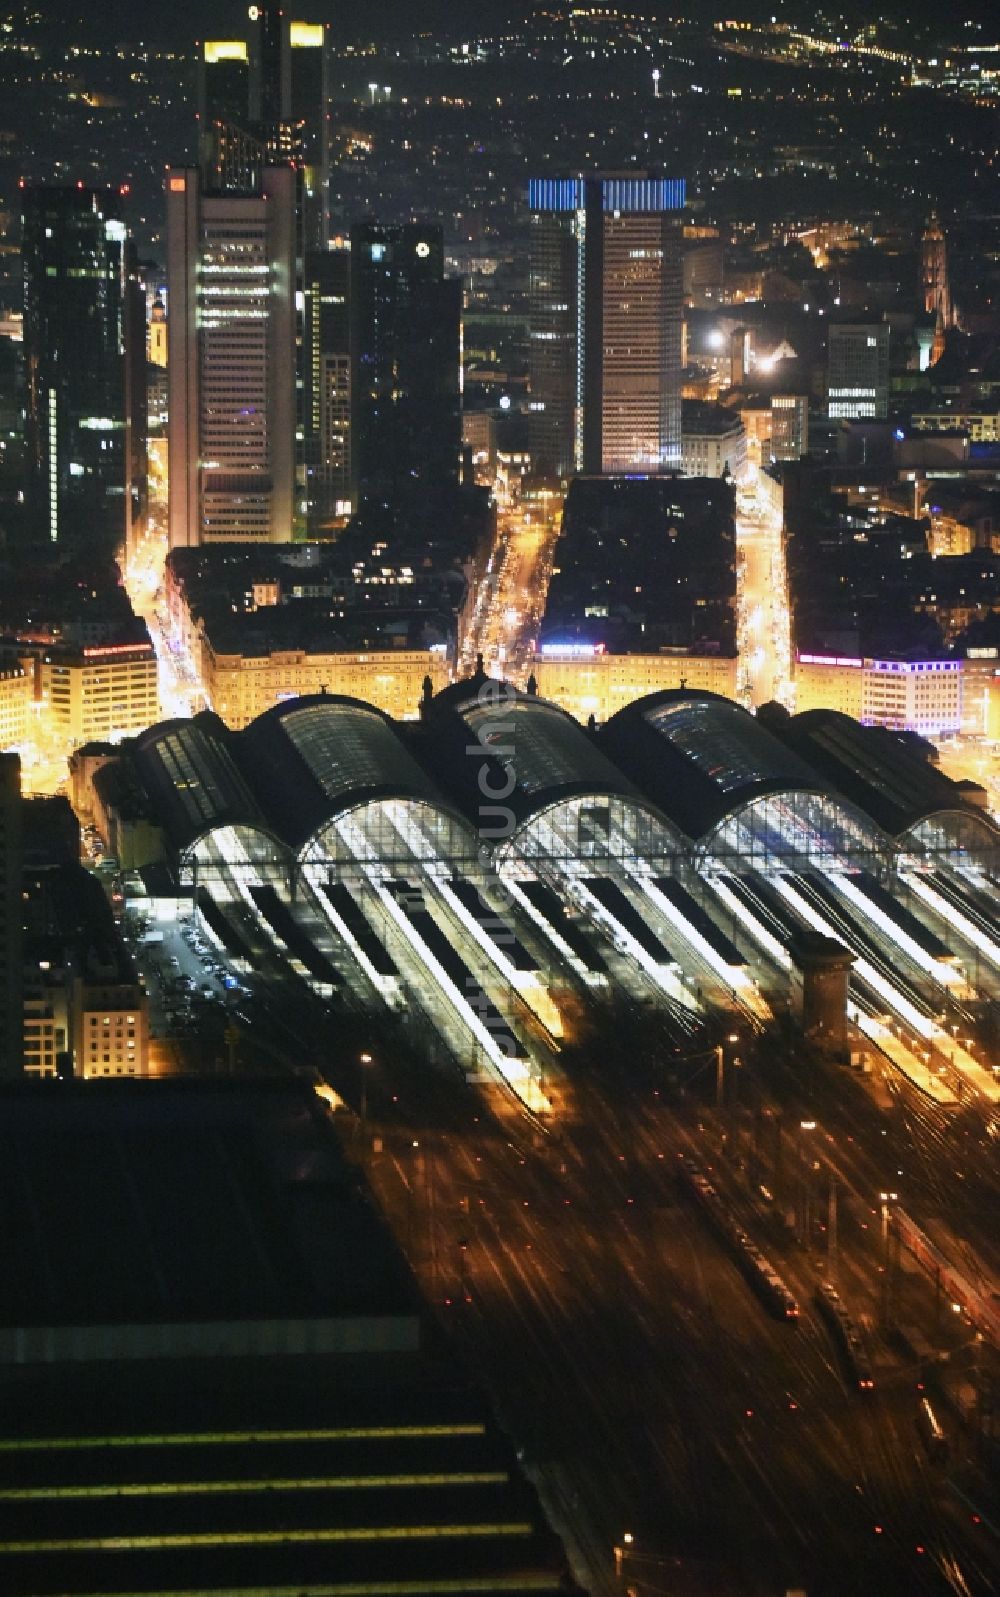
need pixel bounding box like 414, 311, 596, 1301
197, 40, 251, 187
166, 164, 296, 546
795, 653, 962, 737
532, 646, 738, 723
304, 248, 351, 526
40, 640, 160, 744
681, 407, 747, 480
74, 981, 148, 1078
769, 394, 809, 461
204, 641, 450, 728
827, 324, 889, 421
0, 666, 32, 749
527, 175, 685, 480
21, 185, 145, 557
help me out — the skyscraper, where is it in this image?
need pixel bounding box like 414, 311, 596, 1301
827, 323, 890, 422
197, 39, 251, 187
304, 247, 351, 526
288, 20, 330, 248
250, 0, 287, 129
21, 185, 143, 557
166, 164, 296, 547
528, 175, 686, 481
350, 223, 462, 505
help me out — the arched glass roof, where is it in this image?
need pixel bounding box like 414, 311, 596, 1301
134, 714, 274, 857
238, 695, 460, 851
423, 679, 658, 824
775, 711, 1000, 860
602, 690, 829, 840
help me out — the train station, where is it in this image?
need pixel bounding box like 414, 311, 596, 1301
102, 682, 1000, 1110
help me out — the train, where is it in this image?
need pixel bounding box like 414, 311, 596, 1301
814, 1281, 875, 1392
916, 1396, 950, 1465
678, 1158, 799, 1323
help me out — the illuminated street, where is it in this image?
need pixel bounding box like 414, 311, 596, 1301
736, 466, 794, 711
461, 499, 561, 685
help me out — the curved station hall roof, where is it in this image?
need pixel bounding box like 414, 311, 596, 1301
600, 690, 890, 868
420, 675, 648, 828
137, 697, 465, 861
240, 695, 461, 852
134, 714, 276, 857
132, 685, 992, 874
602, 691, 822, 838
771, 710, 1000, 862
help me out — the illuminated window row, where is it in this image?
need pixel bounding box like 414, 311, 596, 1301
0, 1522, 534, 1555
0, 1471, 509, 1501
0, 1423, 487, 1453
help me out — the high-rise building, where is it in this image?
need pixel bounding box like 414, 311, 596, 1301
0, 752, 22, 1076
250, 0, 287, 128
304, 247, 351, 525
288, 20, 330, 247
527, 175, 686, 481
920, 212, 952, 330
350, 223, 462, 504
166, 164, 296, 547
827, 323, 890, 421
769, 393, 809, 461
21, 186, 144, 558
197, 40, 251, 187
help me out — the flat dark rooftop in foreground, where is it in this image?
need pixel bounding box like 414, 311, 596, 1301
0, 1357, 577, 1596
0, 1078, 415, 1330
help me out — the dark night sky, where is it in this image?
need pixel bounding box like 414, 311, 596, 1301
34, 2, 1000, 46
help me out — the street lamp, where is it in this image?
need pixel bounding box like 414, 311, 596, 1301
613, 1531, 634, 1578
798, 1121, 816, 1244
716, 1032, 740, 1109
359, 1052, 373, 1146
880, 1190, 898, 1328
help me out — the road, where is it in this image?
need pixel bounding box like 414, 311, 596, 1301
736, 467, 794, 711
461, 501, 561, 685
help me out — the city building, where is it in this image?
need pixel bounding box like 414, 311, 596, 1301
795, 652, 963, 737
738, 395, 808, 468
531, 644, 738, 722
21, 185, 145, 558
166, 164, 296, 546
350, 223, 462, 504
827, 323, 890, 421
920, 212, 953, 330
288, 20, 330, 246
21, 864, 148, 1078
527, 174, 686, 480
197, 39, 251, 187
303, 247, 351, 527
769, 393, 809, 460
0, 664, 31, 749
204, 634, 450, 728
913, 410, 1000, 445
38, 637, 160, 745
0, 753, 21, 1075
681, 402, 747, 480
